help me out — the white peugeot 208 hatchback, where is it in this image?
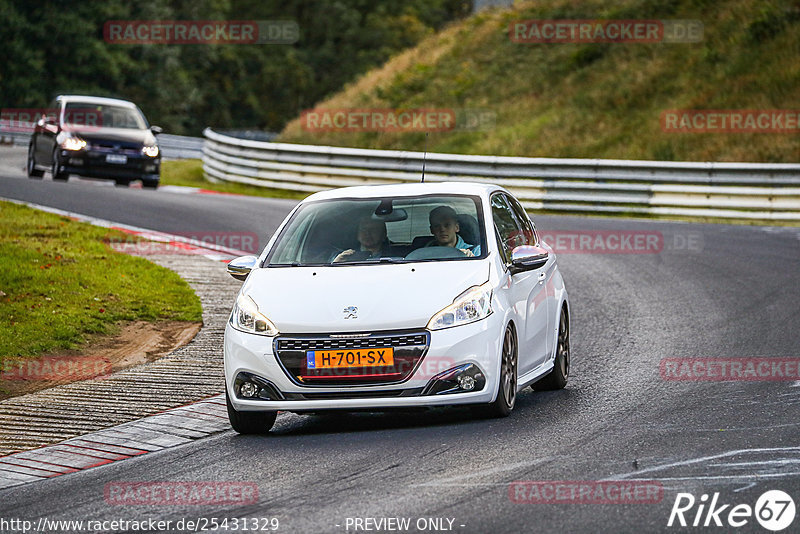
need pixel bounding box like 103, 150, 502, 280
223, 182, 570, 433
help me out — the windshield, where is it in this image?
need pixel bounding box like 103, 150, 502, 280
64, 102, 148, 129
267, 194, 486, 266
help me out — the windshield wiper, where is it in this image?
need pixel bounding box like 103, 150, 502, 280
329, 257, 405, 265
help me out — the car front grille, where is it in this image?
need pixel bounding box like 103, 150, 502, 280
274, 331, 430, 386
277, 334, 427, 352
89, 143, 142, 155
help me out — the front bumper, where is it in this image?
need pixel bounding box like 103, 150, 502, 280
224, 314, 503, 412
58, 149, 160, 181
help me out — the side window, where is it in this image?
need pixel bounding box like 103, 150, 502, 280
507, 195, 537, 245
491, 193, 525, 262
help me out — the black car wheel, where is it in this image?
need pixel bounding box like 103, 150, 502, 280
51, 149, 68, 181
142, 179, 159, 189
226, 391, 277, 434
27, 144, 43, 178
114, 179, 130, 187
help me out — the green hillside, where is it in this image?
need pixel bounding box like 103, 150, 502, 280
279, 0, 800, 162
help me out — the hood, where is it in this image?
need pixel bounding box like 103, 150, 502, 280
241, 260, 490, 334
66, 127, 156, 147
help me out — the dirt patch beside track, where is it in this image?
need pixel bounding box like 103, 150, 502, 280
0, 320, 201, 400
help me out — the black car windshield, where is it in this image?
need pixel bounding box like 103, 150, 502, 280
64, 102, 148, 129
267, 194, 486, 266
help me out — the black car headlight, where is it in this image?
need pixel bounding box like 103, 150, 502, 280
60, 136, 87, 151
142, 145, 159, 157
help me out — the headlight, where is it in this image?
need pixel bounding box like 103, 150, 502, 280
427, 281, 493, 330
231, 294, 279, 336
60, 137, 86, 151
142, 145, 159, 157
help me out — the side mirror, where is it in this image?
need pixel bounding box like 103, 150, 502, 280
150, 125, 163, 135
40, 114, 58, 128
510, 245, 549, 273
227, 255, 259, 281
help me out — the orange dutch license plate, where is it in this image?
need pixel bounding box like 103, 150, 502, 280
306, 348, 394, 369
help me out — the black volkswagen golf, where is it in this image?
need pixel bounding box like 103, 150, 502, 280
27, 95, 162, 188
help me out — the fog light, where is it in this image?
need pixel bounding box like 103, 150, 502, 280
422, 363, 486, 395
233, 372, 285, 400
68, 158, 84, 166
457, 374, 476, 391
240, 381, 259, 398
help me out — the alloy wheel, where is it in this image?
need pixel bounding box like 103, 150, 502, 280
501, 326, 517, 409
557, 308, 570, 379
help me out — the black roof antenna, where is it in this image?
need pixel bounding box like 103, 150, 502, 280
420, 132, 429, 183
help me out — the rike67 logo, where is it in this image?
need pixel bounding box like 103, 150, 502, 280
668, 490, 795, 531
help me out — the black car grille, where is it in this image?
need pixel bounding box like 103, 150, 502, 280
90, 141, 140, 150
277, 334, 427, 352
274, 331, 430, 386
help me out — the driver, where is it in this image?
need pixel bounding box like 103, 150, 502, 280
427, 206, 480, 256
332, 217, 398, 262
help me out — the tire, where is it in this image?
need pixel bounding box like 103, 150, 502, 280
142, 180, 159, 189
27, 144, 44, 178
51, 149, 68, 181
114, 179, 130, 187
533, 306, 570, 391
226, 390, 277, 434
484, 324, 518, 418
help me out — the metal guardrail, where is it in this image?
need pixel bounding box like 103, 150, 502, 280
0, 131, 203, 160
155, 133, 204, 159
202, 128, 800, 220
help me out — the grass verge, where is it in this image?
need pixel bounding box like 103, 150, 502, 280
160, 159, 309, 200
0, 201, 202, 366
